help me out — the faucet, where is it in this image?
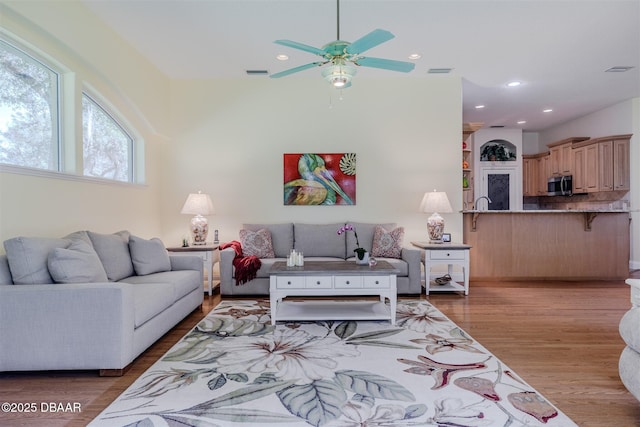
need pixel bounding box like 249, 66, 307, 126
474, 196, 492, 210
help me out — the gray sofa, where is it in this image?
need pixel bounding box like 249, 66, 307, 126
619, 278, 640, 400
220, 222, 421, 295
0, 230, 203, 375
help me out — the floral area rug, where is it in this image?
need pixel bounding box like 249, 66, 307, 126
90, 299, 577, 427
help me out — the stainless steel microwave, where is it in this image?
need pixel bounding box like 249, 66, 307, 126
548, 175, 572, 196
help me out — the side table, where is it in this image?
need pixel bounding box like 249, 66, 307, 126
166, 245, 219, 296
411, 241, 471, 296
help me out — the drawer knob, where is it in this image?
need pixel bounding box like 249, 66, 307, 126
346, 281, 350, 284
316, 281, 321, 285
375, 280, 379, 284
287, 281, 291, 285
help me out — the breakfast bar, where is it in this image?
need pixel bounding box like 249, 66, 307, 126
463, 210, 631, 280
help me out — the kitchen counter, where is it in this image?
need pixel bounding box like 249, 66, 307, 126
463, 210, 630, 280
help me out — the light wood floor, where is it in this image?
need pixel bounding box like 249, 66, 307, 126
1, 274, 639, 427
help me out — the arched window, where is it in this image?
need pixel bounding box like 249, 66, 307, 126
0, 39, 60, 170
82, 93, 133, 182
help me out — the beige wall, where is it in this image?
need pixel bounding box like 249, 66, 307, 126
162, 77, 463, 246
0, 2, 464, 250
0, 2, 170, 243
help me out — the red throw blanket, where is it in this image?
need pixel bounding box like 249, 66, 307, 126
220, 241, 262, 285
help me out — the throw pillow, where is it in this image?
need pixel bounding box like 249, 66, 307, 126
129, 235, 172, 275
371, 225, 405, 259
48, 240, 108, 283
239, 228, 275, 258
3, 237, 70, 284
87, 231, 135, 281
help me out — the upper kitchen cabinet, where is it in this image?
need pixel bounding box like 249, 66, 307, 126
547, 137, 589, 177
572, 134, 631, 193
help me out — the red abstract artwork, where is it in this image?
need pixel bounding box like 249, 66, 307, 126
283, 153, 356, 205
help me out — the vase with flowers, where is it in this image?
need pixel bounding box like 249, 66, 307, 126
337, 224, 369, 265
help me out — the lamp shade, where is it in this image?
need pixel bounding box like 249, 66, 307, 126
180, 192, 215, 216
419, 190, 453, 214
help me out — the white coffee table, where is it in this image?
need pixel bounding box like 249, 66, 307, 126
269, 260, 398, 325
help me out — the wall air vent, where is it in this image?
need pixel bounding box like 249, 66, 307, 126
490, 125, 505, 128
605, 66, 634, 72
428, 68, 453, 74
246, 70, 269, 76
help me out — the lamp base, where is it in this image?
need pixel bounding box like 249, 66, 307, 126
190, 215, 209, 245
427, 212, 445, 243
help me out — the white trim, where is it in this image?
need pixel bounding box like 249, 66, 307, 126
0, 164, 146, 188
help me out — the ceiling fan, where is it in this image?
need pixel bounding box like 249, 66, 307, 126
270, 0, 415, 88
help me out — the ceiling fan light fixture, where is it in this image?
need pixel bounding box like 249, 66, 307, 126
322, 64, 356, 88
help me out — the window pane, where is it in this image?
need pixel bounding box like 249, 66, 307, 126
0, 39, 59, 170
82, 94, 133, 182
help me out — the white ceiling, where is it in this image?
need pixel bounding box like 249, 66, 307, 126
82, 0, 640, 132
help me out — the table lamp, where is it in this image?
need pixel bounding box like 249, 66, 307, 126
180, 191, 215, 245
420, 190, 453, 243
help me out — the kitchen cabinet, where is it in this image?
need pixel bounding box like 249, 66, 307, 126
547, 137, 588, 177
614, 138, 630, 191
536, 154, 550, 195
523, 153, 549, 196
573, 134, 631, 193
598, 140, 614, 191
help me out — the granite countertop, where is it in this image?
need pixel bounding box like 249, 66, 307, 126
461, 209, 631, 213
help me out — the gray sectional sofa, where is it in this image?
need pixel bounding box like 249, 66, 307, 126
620, 278, 640, 400
220, 222, 421, 295
0, 231, 203, 375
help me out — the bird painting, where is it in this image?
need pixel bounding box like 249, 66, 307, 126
284, 153, 356, 205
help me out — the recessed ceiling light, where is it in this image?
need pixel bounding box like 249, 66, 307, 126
475, 105, 485, 109
517, 120, 527, 125
276, 54, 289, 61
408, 53, 421, 60
506, 81, 522, 87
543, 108, 553, 113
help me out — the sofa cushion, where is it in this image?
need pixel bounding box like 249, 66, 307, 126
371, 225, 405, 259
48, 240, 108, 283
121, 269, 201, 302
129, 236, 171, 276
294, 223, 346, 258
239, 228, 275, 258
3, 237, 70, 284
128, 282, 175, 328
346, 222, 396, 254
88, 231, 135, 281
63, 230, 93, 245
243, 223, 293, 258
620, 308, 640, 352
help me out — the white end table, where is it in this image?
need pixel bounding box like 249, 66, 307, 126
411, 241, 471, 296
167, 244, 219, 295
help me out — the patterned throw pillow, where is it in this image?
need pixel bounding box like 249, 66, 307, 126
239, 228, 275, 258
371, 225, 404, 259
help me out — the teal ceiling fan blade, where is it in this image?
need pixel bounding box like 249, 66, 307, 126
355, 57, 415, 73
270, 61, 326, 79
274, 39, 327, 56
345, 29, 394, 55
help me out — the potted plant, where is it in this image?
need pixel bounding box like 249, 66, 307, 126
481, 143, 514, 161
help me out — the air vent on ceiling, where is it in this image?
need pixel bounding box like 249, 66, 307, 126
246, 70, 269, 76
490, 125, 505, 128
605, 66, 634, 72
428, 68, 453, 74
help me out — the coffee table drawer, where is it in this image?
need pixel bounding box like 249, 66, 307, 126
335, 276, 363, 288
363, 275, 390, 288
305, 276, 332, 289
430, 250, 465, 260
276, 276, 305, 289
